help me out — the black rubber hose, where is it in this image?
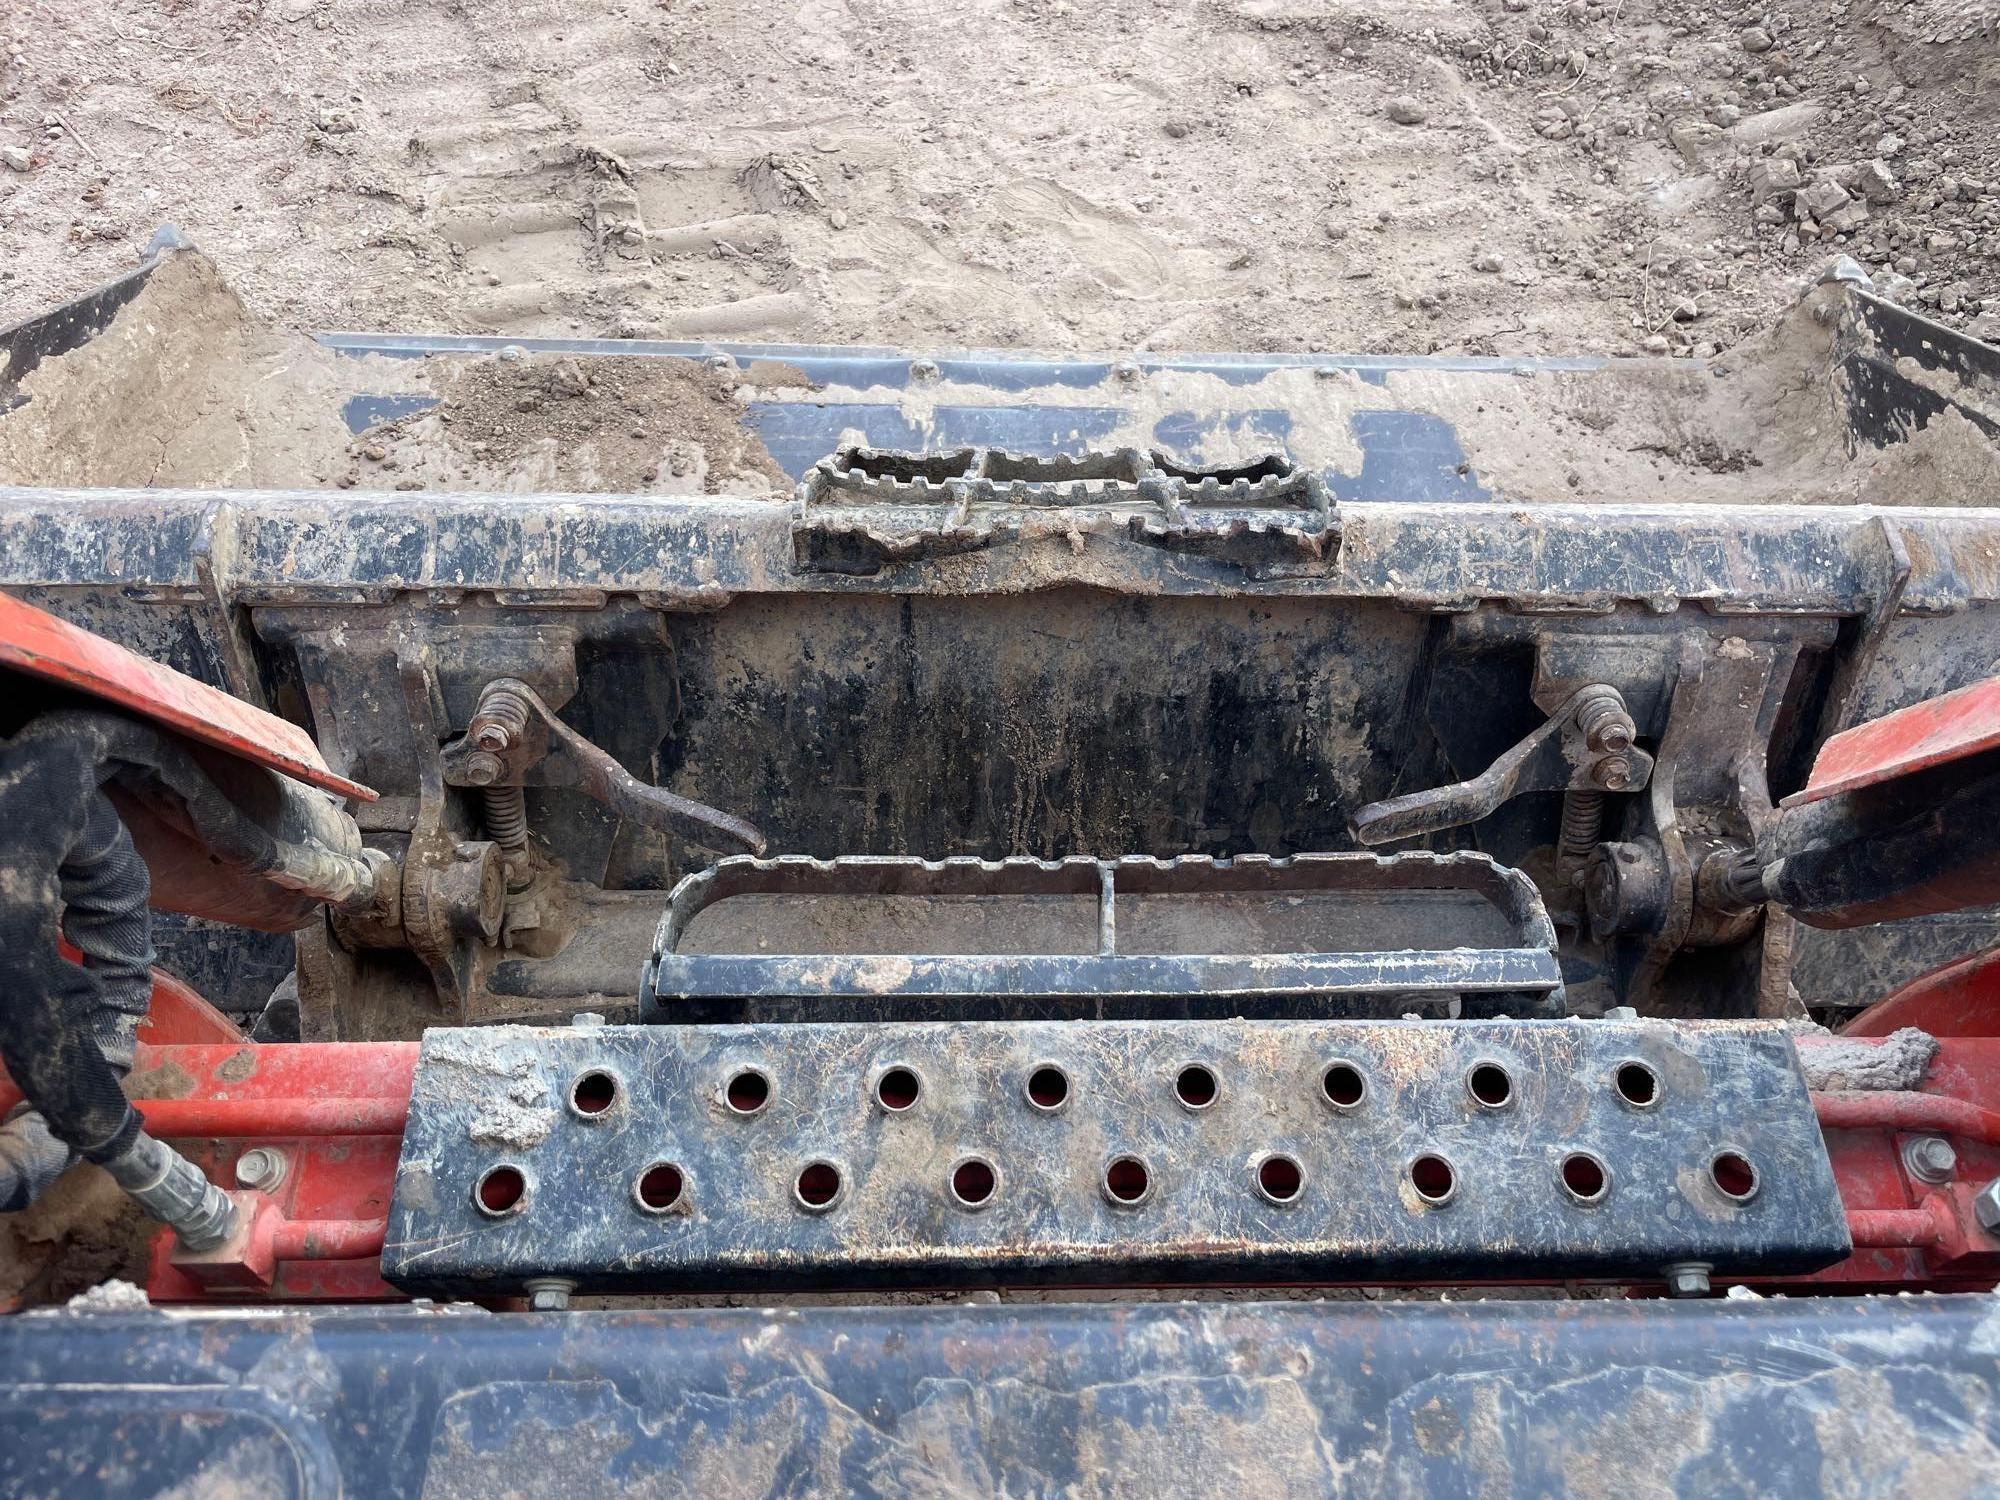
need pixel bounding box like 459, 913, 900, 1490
0, 740, 147, 1210
0, 795, 153, 1210
61, 794, 156, 1062
10, 709, 372, 916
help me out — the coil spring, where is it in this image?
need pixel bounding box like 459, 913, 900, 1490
1556, 789, 1604, 883
483, 785, 529, 853
471, 686, 532, 750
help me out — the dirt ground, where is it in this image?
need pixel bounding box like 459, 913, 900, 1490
5, 242, 1994, 502
0, 0, 1995, 361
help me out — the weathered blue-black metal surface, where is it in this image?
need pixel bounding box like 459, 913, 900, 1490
2, 1295, 1997, 1496
4, 244, 1998, 1033
315, 327, 1614, 499
13, 487, 2000, 610
1836, 288, 2000, 448
641, 852, 1564, 1023
790, 444, 1337, 574
0, 226, 191, 411
9, 490, 2000, 1022
382, 1018, 1846, 1295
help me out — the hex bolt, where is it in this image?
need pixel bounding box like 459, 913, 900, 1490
1112, 360, 1142, 383
461, 749, 504, 786
524, 1276, 575, 1312
235, 1146, 288, 1193
909, 358, 940, 382
1975, 1180, 2000, 1234
1591, 753, 1635, 791
1904, 1135, 1960, 1186
571, 1011, 608, 1028
1664, 1261, 1712, 1298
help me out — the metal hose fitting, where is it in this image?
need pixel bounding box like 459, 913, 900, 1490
102, 1133, 238, 1252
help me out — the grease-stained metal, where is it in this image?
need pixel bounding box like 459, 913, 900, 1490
1348, 683, 1651, 846
439, 676, 765, 856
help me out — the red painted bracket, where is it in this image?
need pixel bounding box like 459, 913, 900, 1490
0, 591, 374, 802
1789, 675, 2000, 808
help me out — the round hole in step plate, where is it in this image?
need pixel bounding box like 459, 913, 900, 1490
1710, 1150, 1758, 1202
1466, 1062, 1515, 1111
1409, 1154, 1457, 1207
633, 1162, 686, 1214
1026, 1064, 1071, 1113
726, 1068, 772, 1115
569, 1069, 618, 1118
1614, 1061, 1661, 1110
1174, 1064, 1219, 1111
795, 1160, 845, 1212
1102, 1155, 1153, 1206
949, 1156, 999, 1209
1255, 1153, 1306, 1204
1560, 1152, 1610, 1204
474, 1164, 529, 1218
875, 1066, 921, 1113
1321, 1061, 1367, 1112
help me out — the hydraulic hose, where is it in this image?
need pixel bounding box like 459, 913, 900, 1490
0, 725, 235, 1247
0, 794, 152, 1210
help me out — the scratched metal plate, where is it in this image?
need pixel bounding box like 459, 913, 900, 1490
383, 1019, 1848, 1293
641, 852, 1566, 1024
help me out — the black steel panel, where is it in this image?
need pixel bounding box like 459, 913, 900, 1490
16, 489, 2000, 609
1839, 289, 2000, 448
3, 1297, 1998, 1497
383, 1018, 1847, 1294
0, 1385, 329, 1498
0, 227, 187, 405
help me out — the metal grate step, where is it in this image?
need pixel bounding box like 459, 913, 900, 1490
383, 1018, 1848, 1295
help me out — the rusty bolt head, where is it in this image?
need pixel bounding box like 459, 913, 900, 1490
1904, 1135, 1959, 1186
1574, 689, 1636, 754
235, 1147, 287, 1193
1588, 718, 1635, 754
462, 750, 504, 786
1592, 754, 1635, 791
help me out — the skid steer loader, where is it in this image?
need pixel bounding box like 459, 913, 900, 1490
1, 232, 2000, 1494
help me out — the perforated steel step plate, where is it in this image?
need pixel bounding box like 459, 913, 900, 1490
381, 1019, 1848, 1294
